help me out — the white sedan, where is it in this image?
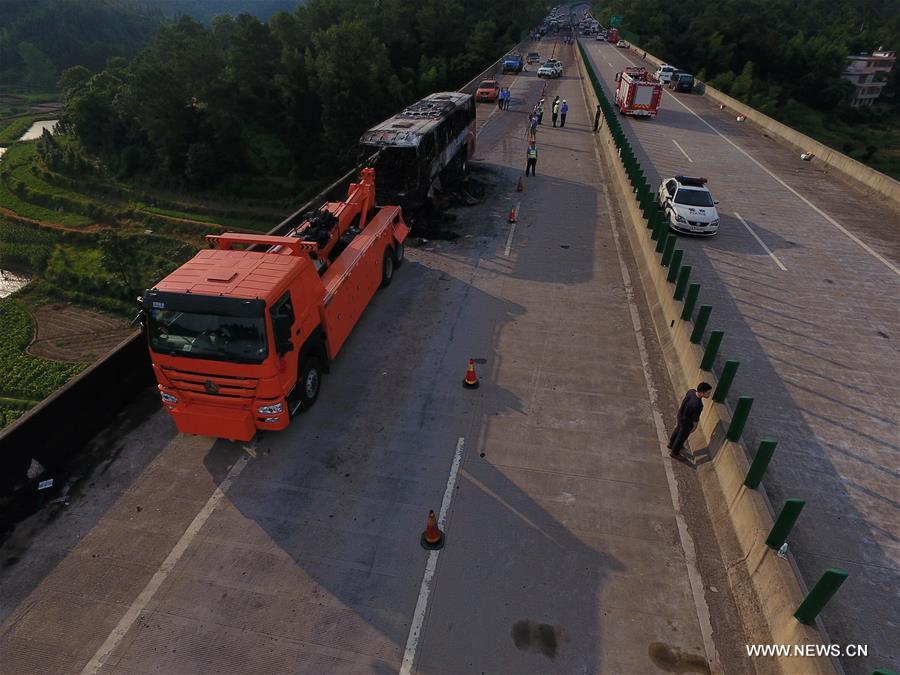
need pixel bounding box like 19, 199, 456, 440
658, 175, 721, 236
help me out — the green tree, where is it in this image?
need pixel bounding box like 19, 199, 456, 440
17, 41, 57, 88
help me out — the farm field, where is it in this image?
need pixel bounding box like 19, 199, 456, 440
0, 298, 85, 429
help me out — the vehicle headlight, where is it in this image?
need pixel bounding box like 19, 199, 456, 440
711, 219, 720, 226
160, 392, 178, 405
674, 214, 687, 223
257, 402, 284, 415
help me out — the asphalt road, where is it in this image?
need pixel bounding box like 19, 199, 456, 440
582, 37, 900, 675
0, 43, 751, 674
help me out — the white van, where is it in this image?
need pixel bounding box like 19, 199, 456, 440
655, 64, 677, 84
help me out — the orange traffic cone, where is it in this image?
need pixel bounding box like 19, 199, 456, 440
508, 205, 517, 223
463, 358, 480, 389
516, 176, 524, 192
420, 510, 444, 550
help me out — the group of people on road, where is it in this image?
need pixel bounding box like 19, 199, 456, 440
523, 96, 570, 176
496, 87, 512, 111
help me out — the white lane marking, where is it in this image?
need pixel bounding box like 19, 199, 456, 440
575, 62, 722, 673
733, 211, 787, 271
658, 86, 900, 277
399, 436, 465, 675
672, 139, 693, 163
81, 448, 253, 674
504, 201, 521, 256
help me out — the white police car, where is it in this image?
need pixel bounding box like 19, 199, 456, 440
658, 176, 720, 235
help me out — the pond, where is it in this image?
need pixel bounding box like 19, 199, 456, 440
0, 270, 31, 298
19, 119, 59, 141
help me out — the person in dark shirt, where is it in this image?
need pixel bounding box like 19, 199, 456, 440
668, 382, 712, 457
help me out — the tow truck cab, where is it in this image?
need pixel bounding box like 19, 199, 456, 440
144, 168, 408, 441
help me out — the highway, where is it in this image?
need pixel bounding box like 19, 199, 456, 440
582, 36, 899, 675
0, 42, 752, 674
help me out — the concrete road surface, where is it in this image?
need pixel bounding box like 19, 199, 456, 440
0, 43, 749, 674
582, 37, 900, 675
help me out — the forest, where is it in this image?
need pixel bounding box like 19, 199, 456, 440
0, 0, 163, 90
140, 0, 305, 23
55, 0, 546, 194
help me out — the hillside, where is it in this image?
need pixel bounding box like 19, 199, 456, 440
140, 1, 305, 23
0, 0, 162, 89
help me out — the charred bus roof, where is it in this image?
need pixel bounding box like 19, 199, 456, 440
360, 92, 473, 149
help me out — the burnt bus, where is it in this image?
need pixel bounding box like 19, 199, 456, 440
360, 92, 476, 208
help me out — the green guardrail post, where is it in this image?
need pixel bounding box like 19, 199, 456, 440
651, 217, 665, 242
680, 284, 700, 320
744, 437, 778, 488
661, 235, 677, 266
713, 359, 739, 402
766, 498, 805, 549
726, 395, 753, 441
690, 305, 711, 343
700, 330, 724, 370
673, 265, 692, 300
667, 250, 683, 282
647, 210, 659, 230
871, 669, 899, 675
794, 569, 849, 625
655, 229, 668, 253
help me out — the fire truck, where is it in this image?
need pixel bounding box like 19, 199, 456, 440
142, 168, 408, 441
614, 67, 663, 117
606, 28, 620, 43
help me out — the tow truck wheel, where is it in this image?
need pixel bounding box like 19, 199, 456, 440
380, 249, 394, 288
298, 357, 322, 410
393, 241, 405, 268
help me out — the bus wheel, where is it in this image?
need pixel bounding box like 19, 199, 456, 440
380, 249, 394, 287
393, 240, 404, 268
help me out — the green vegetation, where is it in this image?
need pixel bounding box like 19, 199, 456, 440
0, 0, 162, 90
595, 0, 900, 177
0, 115, 46, 144
142, 1, 304, 23
61, 0, 547, 191
0, 298, 84, 428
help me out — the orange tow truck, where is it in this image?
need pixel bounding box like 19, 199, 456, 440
142, 168, 408, 441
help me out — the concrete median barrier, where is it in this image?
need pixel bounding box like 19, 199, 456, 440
575, 41, 838, 674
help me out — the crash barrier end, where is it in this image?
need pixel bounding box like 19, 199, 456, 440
745, 437, 778, 489
794, 569, 849, 625
700, 330, 724, 371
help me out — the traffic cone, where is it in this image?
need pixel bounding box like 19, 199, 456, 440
516, 176, 523, 192
508, 205, 517, 223
420, 510, 444, 550
463, 358, 480, 389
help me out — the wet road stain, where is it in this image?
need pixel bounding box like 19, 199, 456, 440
648, 642, 710, 674
511, 619, 568, 659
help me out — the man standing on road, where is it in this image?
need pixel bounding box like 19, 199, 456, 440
504, 88, 512, 110
552, 97, 561, 127
537, 99, 545, 124
593, 103, 602, 131
560, 100, 569, 127
668, 383, 712, 457
528, 111, 539, 140
525, 140, 538, 176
